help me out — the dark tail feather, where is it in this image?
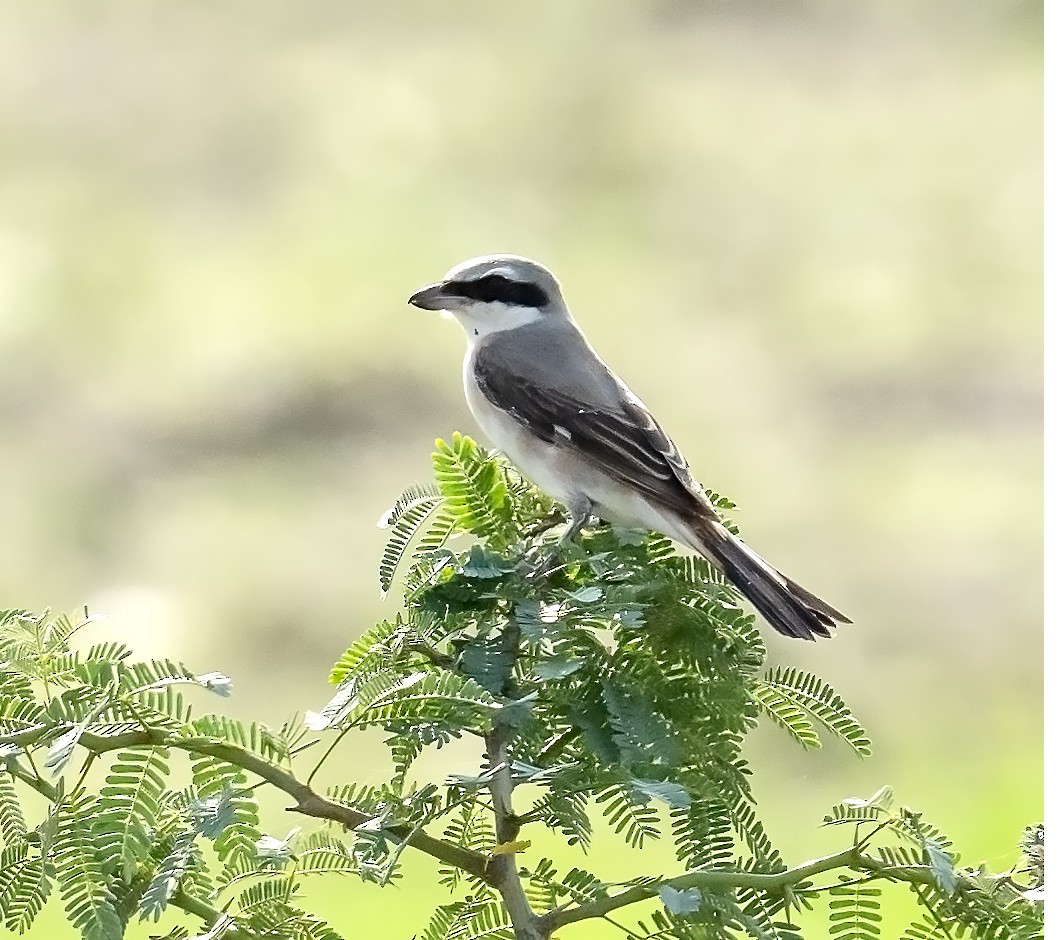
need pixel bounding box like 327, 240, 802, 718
694, 520, 850, 641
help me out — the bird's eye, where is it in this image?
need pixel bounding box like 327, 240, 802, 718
441, 275, 548, 308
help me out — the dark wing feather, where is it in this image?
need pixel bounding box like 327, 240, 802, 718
473, 330, 851, 640
473, 350, 707, 517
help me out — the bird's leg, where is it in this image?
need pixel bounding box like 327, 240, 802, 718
525, 497, 593, 578
555, 497, 594, 547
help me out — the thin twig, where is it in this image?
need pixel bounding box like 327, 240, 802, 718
171, 890, 256, 940
537, 727, 578, 767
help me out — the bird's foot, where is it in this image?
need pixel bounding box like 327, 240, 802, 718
523, 546, 566, 580
522, 501, 594, 579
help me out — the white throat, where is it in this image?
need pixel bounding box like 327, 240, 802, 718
451, 302, 544, 344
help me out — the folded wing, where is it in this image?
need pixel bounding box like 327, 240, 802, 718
473, 333, 709, 518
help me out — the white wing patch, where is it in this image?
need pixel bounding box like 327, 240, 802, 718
553, 424, 573, 441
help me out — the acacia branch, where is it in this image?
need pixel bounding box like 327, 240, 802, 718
9, 750, 265, 940
484, 725, 543, 940
479, 615, 545, 940
540, 846, 937, 933
2, 725, 491, 884
408, 640, 457, 670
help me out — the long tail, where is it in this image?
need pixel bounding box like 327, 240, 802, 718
692, 519, 851, 640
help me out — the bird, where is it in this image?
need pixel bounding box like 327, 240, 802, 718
408, 254, 850, 640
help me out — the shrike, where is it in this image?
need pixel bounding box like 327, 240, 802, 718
408, 254, 849, 640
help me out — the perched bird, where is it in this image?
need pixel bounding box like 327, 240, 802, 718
408, 255, 849, 640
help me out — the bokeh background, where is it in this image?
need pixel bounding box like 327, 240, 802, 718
0, 2, 1042, 937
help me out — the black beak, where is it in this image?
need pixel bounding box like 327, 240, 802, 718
407, 282, 451, 311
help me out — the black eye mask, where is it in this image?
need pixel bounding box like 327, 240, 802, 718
441, 274, 549, 308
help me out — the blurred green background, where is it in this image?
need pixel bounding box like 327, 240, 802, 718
0, 1, 1042, 937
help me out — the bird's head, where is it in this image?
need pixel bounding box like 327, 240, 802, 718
408, 255, 567, 338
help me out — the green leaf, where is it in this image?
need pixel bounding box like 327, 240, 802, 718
328, 619, 404, 686
534, 656, 585, 680
139, 831, 200, 921
629, 778, 691, 810
353, 671, 499, 730
557, 867, 608, 904
0, 698, 50, 737
438, 802, 494, 890
94, 746, 170, 881
600, 678, 680, 768
531, 790, 592, 849
419, 896, 492, 940
465, 899, 511, 939
729, 792, 785, 870
128, 685, 191, 728
753, 678, 821, 750
432, 433, 517, 549
293, 832, 361, 878
674, 799, 734, 871
568, 586, 603, 604
924, 839, 957, 895
569, 694, 622, 765
234, 870, 290, 909
116, 658, 201, 693
187, 760, 260, 865
0, 842, 52, 933
0, 773, 28, 845
379, 484, 446, 594
900, 913, 949, 940
823, 787, 895, 827
513, 599, 546, 642
188, 785, 243, 839
598, 784, 662, 848
828, 881, 882, 940
1019, 822, 1044, 889
460, 545, 514, 579
53, 794, 123, 940
309, 665, 405, 731
458, 635, 515, 696
496, 691, 536, 726
179, 715, 289, 763
759, 667, 871, 757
